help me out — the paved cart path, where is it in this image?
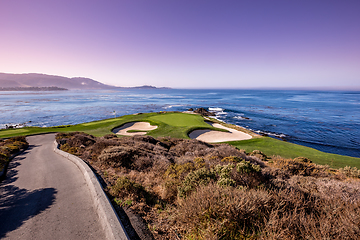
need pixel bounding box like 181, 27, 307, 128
0, 134, 106, 240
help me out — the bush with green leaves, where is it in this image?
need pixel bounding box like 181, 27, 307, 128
236, 160, 261, 174
221, 156, 242, 163
111, 176, 148, 202
178, 168, 217, 198
164, 162, 197, 180
214, 163, 236, 187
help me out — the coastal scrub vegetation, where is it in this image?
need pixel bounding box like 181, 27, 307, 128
57, 132, 360, 239
0, 136, 28, 172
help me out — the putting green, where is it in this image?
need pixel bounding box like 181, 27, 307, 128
148, 113, 209, 127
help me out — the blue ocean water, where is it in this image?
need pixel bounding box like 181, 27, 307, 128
0, 89, 359, 158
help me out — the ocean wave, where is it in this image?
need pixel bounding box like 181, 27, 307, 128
234, 116, 252, 120
208, 107, 228, 116
216, 111, 227, 115
163, 104, 186, 109
0, 122, 30, 130
254, 130, 286, 139
208, 107, 224, 112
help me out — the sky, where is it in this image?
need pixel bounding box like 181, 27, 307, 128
0, 0, 359, 89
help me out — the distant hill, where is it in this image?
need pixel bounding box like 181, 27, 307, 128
0, 73, 170, 90
0, 86, 67, 91
0, 73, 115, 90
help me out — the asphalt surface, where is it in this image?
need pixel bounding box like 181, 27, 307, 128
0, 134, 106, 239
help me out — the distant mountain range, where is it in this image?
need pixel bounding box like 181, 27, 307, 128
0, 73, 169, 90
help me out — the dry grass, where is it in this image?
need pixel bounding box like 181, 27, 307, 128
56, 132, 360, 239
176, 183, 272, 239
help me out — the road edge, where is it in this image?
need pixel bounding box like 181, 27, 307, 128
53, 141, 130, 240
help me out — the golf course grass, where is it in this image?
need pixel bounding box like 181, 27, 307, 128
1, 111, 359, 169
228, 138, 360, 169
0, 112, 220, 139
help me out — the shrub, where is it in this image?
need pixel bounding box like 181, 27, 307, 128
4, 136, 27, 143
176, 183, 272, 239
215, 163, 234, 179
177, 179, 360, 240
3, 144, 21, 154
169, 139, 213, 157
221, 156, 242, 163
164, 162, 196, 180
89, 138, 119, 156
293, 156, 312, 163
0, 136, 28, 156
0, 153, 8, 169
270, 156, 329, 177
217, 177, 236, 187
60, 143, 78, 155
0, 136, 28, 171
214, 164, 236, 187
261, 187, 360, 240
103, 134, 118, 139
194, 157, 206, 168
205, 144, 246, 162
110, 176, 148, 202
250, 150, 268, 161
98, 146, 135, 168
160, 179, 180, 202
178, 168, 217, 198
230, 160, 264, 188
236, 160, 261, 174
339, 166, 360, 178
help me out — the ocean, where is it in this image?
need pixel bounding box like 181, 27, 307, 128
0, 89, 359, 158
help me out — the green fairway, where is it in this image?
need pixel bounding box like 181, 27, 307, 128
0, 112, 217, 139
1, 111, 359, 169
229, 137, 360, 169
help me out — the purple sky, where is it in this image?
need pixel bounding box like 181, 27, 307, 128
1, 0, 359, 89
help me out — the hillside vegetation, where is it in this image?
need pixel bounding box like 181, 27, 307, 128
57, 132, 360, 239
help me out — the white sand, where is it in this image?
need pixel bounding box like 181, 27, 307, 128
112, 122, 158, 136
189, 122, 252, 143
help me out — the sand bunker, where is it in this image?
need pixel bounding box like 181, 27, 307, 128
189, 121, 252, 143
112, 122, 158, 136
